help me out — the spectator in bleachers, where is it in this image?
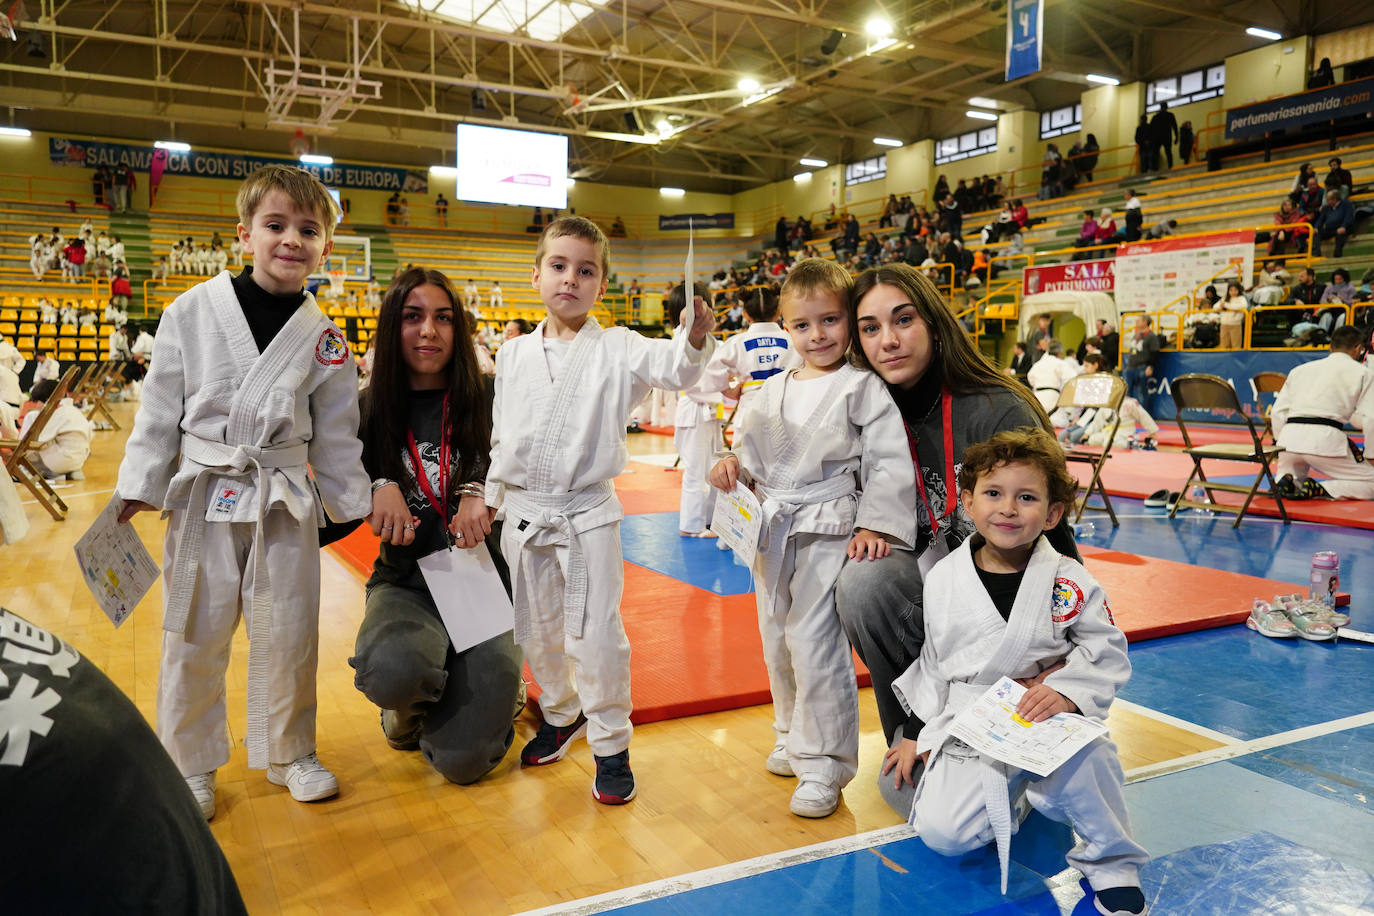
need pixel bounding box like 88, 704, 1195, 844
985, 174, 1005, 208
939, 193, 962, 240
1145, 218, 1179, 240
1027, 312, 1053, 360
1134, 115, 1152, 174
151, 256, 169, 282
1150, 107, 1178, 170
863, 232, 882, 265
1248, 261, 1291, 306
724, 297, 744, 330
33, 349, 60, 384
108, 323, 132, 363
210, 244, 228, 274
110, 272, 132, 312
131, 324, 155, 368
230, 236, 243, 267
29, 235, 50, 281
1123, 316, 1162, 407
1215, 281, 1250, 349
435, 193, 449, 227
19, 379, 93, 482
503, 318, 532, 341
879, 195, 898, 228
842, 212, 861, 255
108, 234, 125, 264
1122, 190, 1144, 242
1313, 190, 1355, 258
1090, 319, 1120, 368
59, 301, 78, 326
78, 307, 97, 329
1077, 134, 1100, 182
1308, 57, 1335, 90
489, 280, 503, 308
92, 164, 111, 209
1093, 208, 1117, 256
397, 197, 410, 226
1289, 163, 1315, 204
39, 297, 58, 325
1039, 143, 1062, 199
1288, 267, 1325, 305
94, 230, 110, 256
1320, 268, 1356, 306
62, 237, 87, 279
1005, 341, 1033, 383
112, 163, 135, 213
1269, 198, 1309, 256
1298, 176, 1325, 217
1325, 157, 1354, 201
1178, 121, 1195, 164
0, 333, 23, 375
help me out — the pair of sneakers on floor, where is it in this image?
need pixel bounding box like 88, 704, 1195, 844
1248, 594, 1349, 641
185, 753, 339, 821
520, 712, 636, 805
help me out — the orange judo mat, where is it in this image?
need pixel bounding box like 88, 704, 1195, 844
328, 473, 1310, 726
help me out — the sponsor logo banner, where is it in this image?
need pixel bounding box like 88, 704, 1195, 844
658, 213, 735, 230
1225, 76, 1374, 139
1023, 259, 1115, 294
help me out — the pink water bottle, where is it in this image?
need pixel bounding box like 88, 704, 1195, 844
1309, 551, 1339, 607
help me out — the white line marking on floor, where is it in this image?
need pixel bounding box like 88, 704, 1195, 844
1112, 699, 1243, 747
515, 825, 918, 915
20, 486, 115, 506
1125, 709, 1374, 784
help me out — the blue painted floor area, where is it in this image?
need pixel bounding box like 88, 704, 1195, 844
1230, 723, 1374, 817
621, 512, 754, 595
1120, 625, 1374, 738
1076, 496, 1374, 611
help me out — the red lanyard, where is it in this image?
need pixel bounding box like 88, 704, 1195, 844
405, 393, 450, 529
905, 389, 954, 537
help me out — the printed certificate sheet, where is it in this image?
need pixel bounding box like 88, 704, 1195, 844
710, 482, 762, 566
948, 676, 1108, 778
74, 496, 161, 627
417, 542, 515, 653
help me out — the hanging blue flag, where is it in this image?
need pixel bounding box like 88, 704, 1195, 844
1006, 0, 1043, 81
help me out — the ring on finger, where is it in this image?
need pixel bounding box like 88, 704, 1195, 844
455, 532, 464, 539
403, 524, 414, 530
381, 524, 394, 530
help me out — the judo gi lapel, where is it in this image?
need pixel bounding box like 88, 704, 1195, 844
763, 363, 849, 488
228, 289, 326, 446
530, 316, 601, 491
976, 535, 1059, 683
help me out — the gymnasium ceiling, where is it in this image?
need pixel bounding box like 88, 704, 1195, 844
2, 0, 1372, 193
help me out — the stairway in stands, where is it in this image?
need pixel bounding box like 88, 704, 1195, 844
109, 210, 152, 315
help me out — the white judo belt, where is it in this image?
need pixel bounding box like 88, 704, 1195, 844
168, 432, 309, 770
502, 481, 616, 643
754, 474, 857, 610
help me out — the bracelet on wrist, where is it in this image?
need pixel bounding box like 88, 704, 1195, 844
371, 478, 397, 492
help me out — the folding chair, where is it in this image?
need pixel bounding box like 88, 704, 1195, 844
1251, 371, 1287, 446
83, 361, 127, 430
1, 365, 80, 521
1168, 373, 1288, 528
1055, 373, 1127, 527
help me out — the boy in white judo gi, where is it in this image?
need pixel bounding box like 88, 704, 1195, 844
666, 281, 724, 537
116, 164, 371, 820
20, 378, 93, 481
889, 427, 1149, 915
698, 287, 799, 443
488, 216, 715, 804
710, 259, 916, 818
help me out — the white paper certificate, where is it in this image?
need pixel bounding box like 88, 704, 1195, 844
417, 542, 515, 653
709, 482, 763, 566
947, 676, 1108, 778
73, 496, 161, 628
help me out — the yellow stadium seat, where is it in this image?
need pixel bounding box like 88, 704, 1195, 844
19, 309, 38, 322
0, 309, 17, 321
0, 322, 15, 336
361, 318, 377, 330
58, 349, 77, 362
78, 340, 97, 353
17, 323, 37, 336
79, 325, 97, 337
37, 337, 56, 351
38, 323, 57, 335
343, 306, 361, 318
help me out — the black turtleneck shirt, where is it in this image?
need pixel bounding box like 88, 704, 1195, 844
231, 266, 306, 353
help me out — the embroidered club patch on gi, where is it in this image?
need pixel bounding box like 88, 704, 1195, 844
315, 328, 349, 366
1051, 577, 1084, 624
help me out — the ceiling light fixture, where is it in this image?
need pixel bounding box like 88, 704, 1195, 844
299, 153, 333, 165
874, 137, 903, 147
1085, 74, 1120, 86
0, 126, 33, 138
793, 172, 812, 183
966, 110, 999, 121
430, 165, 459, 176
865, 16, 893, 37
737, 77, 761, 93
1245, 26, 1281, 40
799, 157, 828, 167
968, 96, 1000, 108
660, 186, 686, 197
154, 140, 192, 152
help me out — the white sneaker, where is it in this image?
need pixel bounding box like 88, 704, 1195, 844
67, 469, 85, 481
266, 752, 339, 802
789, 774, 839, 818
765, 744, 794, 777
186, 771, 216, 820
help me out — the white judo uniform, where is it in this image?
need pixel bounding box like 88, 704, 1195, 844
892, 536, 1147, 893
20, 397, 93, 477
1273, 351, 1374, 499
487, 317, 713, 756
1027, 354, 1080, 422
1063, 398, 1158, 449
0, 338, 24, 375
117, 271, 371, 774
736, 363, 916, 786
698, 322, 799, 440
673, 327, 724, 533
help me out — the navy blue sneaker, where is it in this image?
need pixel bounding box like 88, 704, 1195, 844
520, 712, 587, 766
592, 750, 637, 805
1094, 885, 1147, 915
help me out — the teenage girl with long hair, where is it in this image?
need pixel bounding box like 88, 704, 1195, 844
349, 267, 522, 784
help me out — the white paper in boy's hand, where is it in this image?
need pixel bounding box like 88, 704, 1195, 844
74, 495, 160, 627
417, 542, 514, 653
947, 676, 1108, 778
680, 219, 694, 333
710, 482, 762, 565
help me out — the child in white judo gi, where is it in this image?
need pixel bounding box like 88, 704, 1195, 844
19, 378, 93, 482
709, 258, 916, 818
666, 281, 724, 537
698, 287, 798, 442
487, 216, 714, 805
889, 427, 1148, 915
116, 164, 371, 820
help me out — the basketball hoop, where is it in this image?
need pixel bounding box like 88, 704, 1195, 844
327, 269, 346, 297
289, 128, 310, 157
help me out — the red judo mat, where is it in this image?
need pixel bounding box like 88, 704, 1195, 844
327, 462, 1315, 724
1151, 423, 1365, 450
1068, 448, 1374, 530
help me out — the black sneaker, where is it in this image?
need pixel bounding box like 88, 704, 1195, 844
520, 712, 588, 766
592, 750, 637, 805
1094, 886, 1146, 915
1276, 473, 1298, 499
